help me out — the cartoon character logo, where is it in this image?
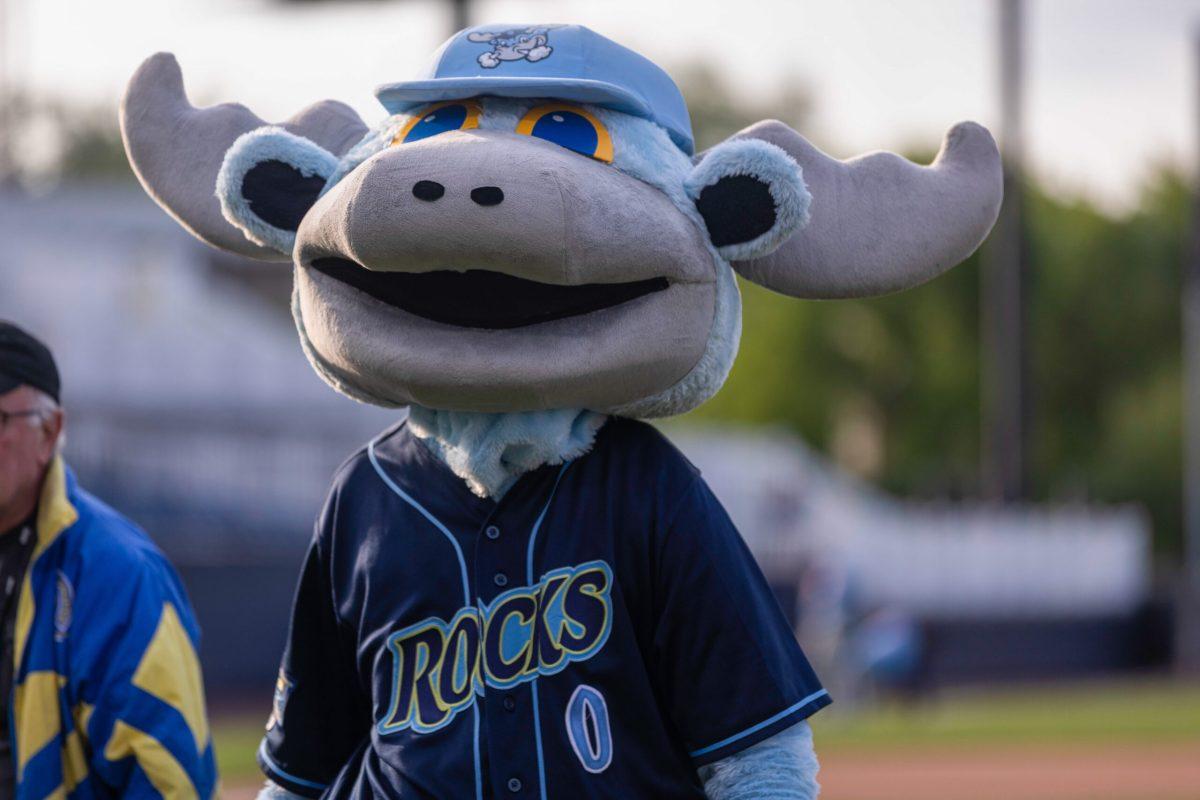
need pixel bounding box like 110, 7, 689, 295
54, 570, 74, 642
467, 27, 554, 69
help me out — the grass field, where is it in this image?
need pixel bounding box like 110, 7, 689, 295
811, 680, 1200, 751
214, 680, 1200, 798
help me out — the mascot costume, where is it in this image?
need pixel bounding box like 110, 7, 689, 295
119, 24, 1001, 800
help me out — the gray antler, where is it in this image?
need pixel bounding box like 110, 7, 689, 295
120, 52, 368, 260
730, 120, 1003, 298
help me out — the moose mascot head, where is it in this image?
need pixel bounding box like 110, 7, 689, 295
121, 24, 1001, 422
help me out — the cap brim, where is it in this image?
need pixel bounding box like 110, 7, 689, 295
0, 374, 21, 397
376, 76, 654, 120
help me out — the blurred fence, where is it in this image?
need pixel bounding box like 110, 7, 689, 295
675, 428, 1162, 693
67, 404, 381, 561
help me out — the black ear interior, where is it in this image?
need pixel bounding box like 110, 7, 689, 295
241, 160, 327, 232
695, 175, 777, 247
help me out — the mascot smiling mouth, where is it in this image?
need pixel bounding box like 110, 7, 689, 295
310, 257, 670, 329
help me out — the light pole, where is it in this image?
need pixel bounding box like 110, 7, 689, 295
450, 0, 470, 33
982, 0, 1030, 503
1180, 29, 1200, 672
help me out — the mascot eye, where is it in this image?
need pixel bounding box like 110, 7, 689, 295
516, 104, 613, 163
392, 101, 481, 145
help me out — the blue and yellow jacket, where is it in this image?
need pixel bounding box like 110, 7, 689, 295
10, 457, 217, 799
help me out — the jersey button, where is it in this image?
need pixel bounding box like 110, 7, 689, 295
502, 695, 516, 712
507, 777, 522, 793
494, 572, 508, 587
485, 525, 501, 540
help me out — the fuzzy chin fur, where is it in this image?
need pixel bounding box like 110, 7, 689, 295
406, 405, 607, 498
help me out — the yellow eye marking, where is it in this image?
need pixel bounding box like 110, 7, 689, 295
515, 103, 613, 163
391, 100, 482, 146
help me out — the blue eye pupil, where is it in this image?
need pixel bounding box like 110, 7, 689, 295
529, 111, 598, 158
404, 104, 469, 143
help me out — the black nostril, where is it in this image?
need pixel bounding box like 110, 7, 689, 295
470, 186, 504, 206
413, 180, 445, 201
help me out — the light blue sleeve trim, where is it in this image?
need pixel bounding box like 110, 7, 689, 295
689, 690, 829, 758
257, 741, 329, 791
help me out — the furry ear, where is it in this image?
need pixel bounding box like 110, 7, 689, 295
685, 138, 811, 262
216, 127, 339, 255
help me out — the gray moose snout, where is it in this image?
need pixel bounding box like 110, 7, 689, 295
296, 129, 713, 287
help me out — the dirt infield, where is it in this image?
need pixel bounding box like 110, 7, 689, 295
222, 740, 1200, 799
818, 741, 1200, 800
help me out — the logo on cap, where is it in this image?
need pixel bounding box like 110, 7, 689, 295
467, 26, 557, 69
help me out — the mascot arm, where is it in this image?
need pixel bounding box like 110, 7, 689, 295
700, 721, 819, 800
254, 724, 819, 800
257, 528, 372, 795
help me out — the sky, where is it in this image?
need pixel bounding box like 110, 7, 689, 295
4, 0, 1197, 211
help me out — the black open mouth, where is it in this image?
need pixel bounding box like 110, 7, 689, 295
310, 258, 670, 330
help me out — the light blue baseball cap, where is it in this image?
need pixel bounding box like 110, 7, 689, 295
375, 24, 695, 155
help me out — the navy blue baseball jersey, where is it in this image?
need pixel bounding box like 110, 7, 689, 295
258, 417, 829, 799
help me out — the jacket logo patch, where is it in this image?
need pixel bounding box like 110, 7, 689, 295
378, 560, 613, 735
467, 27, 555, 69
54, 570, 74, 641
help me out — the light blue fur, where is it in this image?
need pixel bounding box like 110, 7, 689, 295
321, 126, 390, 191
407, 405, 606, 498
686, 138, 811, 263
217, 126, 340, 255
701, 722, 820, 800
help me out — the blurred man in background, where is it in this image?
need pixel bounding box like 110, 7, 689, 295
0, 321, 217, 799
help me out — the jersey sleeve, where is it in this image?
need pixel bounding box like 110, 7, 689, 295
70, 546, 217, 798
651, 476, 830, 766
258, 502, 371, 797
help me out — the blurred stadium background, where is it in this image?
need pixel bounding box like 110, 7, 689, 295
2, 0, 1199, 797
